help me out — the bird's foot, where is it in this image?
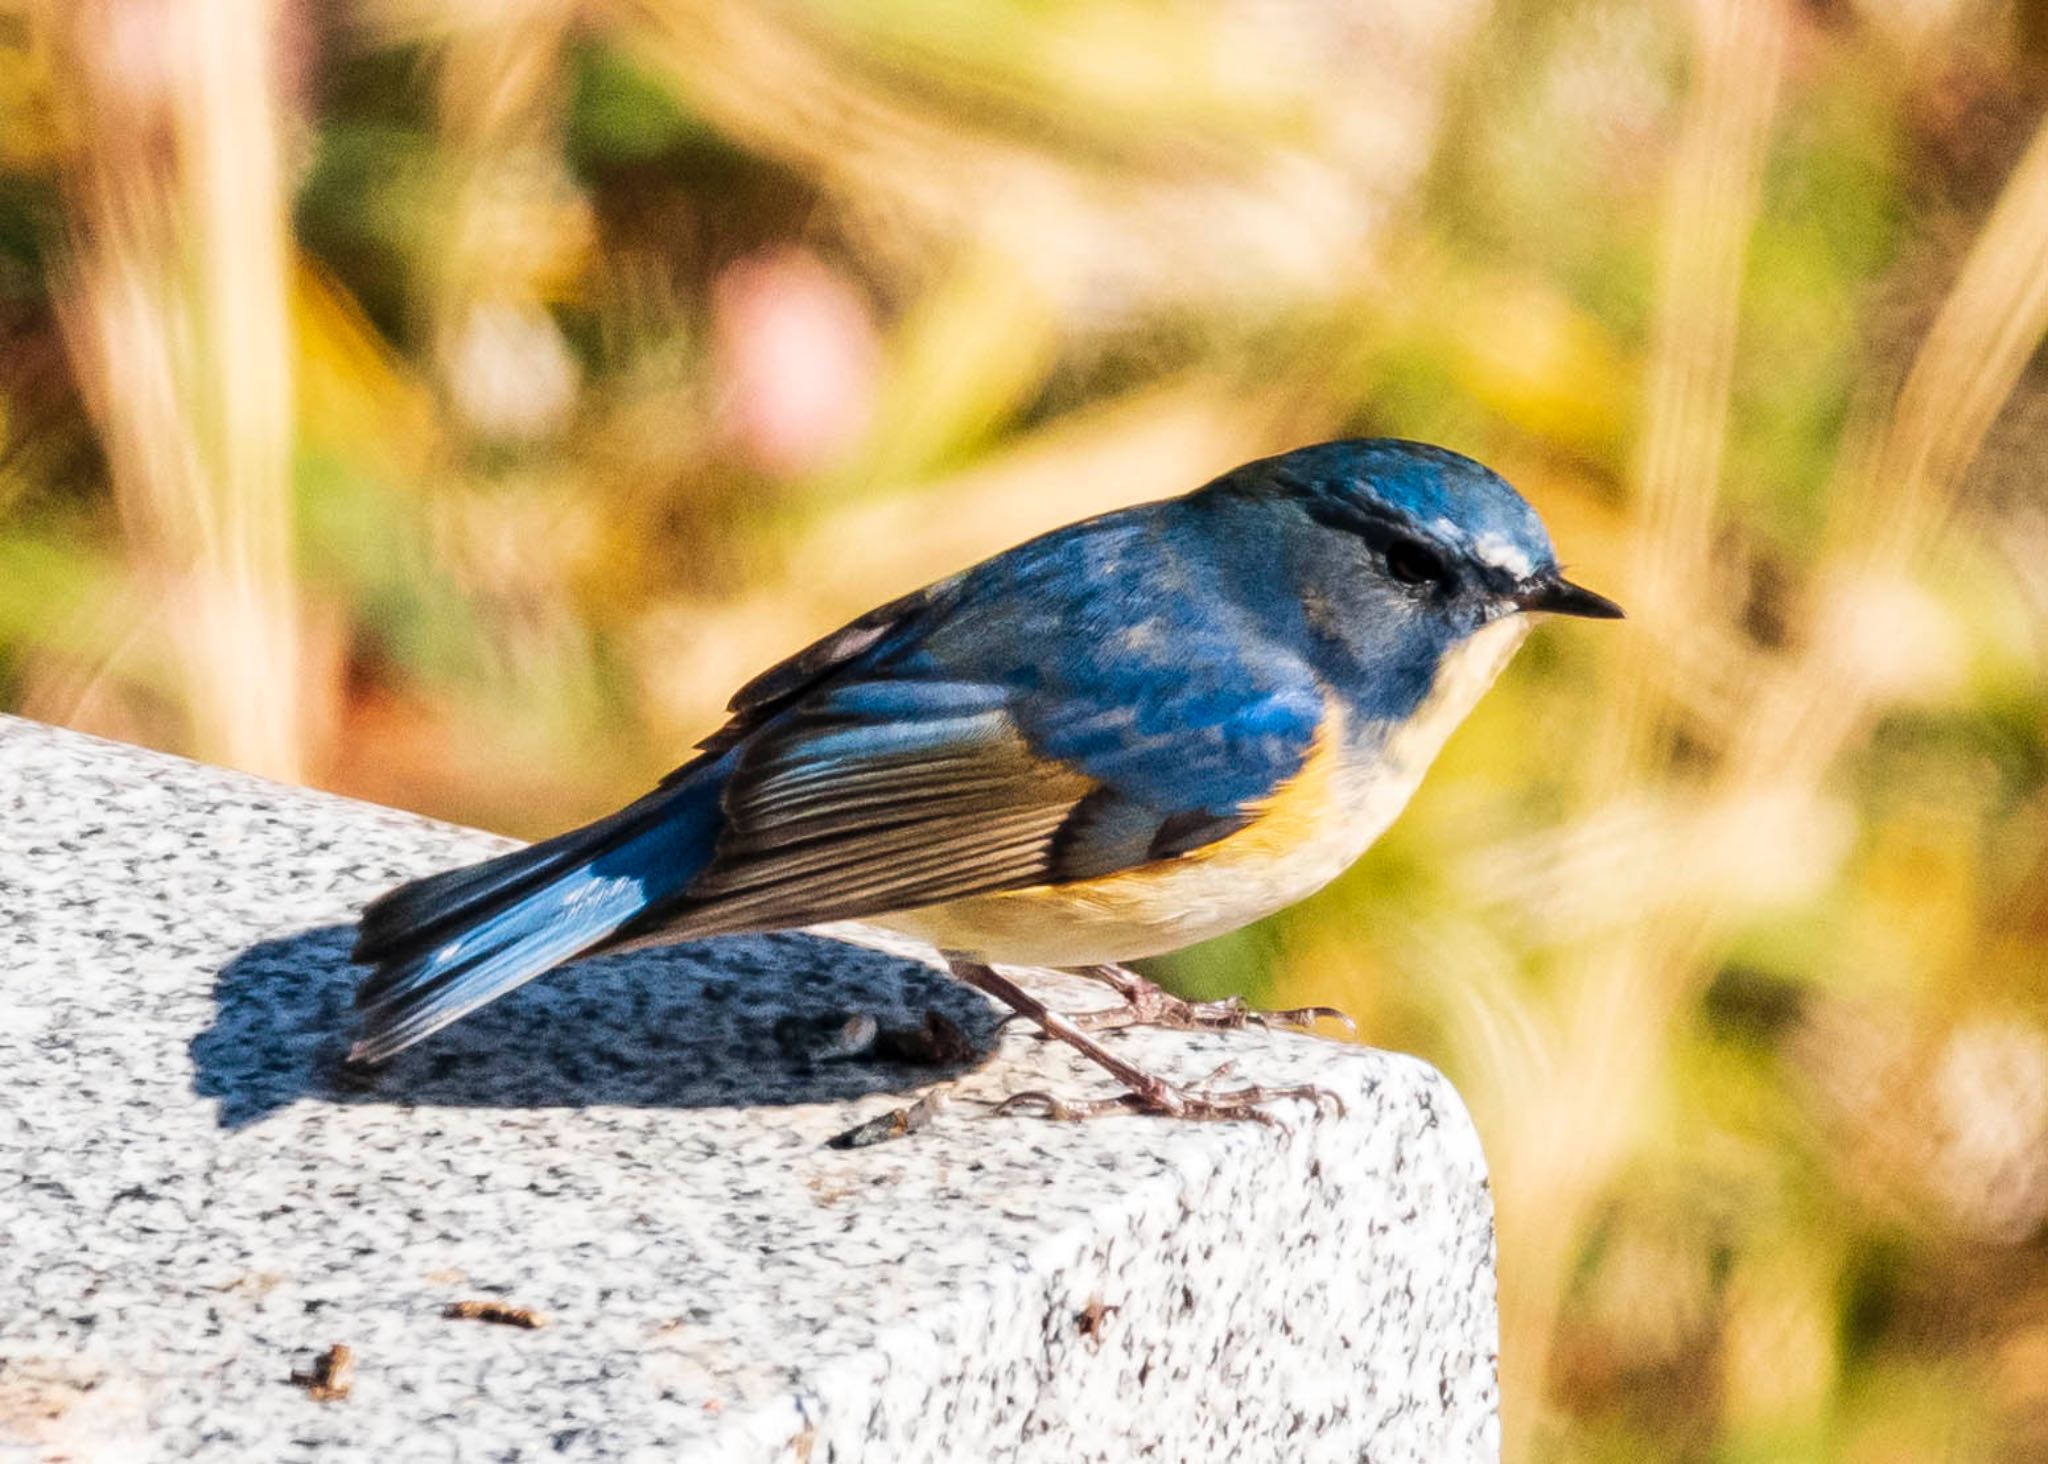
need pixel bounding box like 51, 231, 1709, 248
993, 1061, 1344, 1128
1068, 964, 1354, 1036
941, 959, 1343, 1130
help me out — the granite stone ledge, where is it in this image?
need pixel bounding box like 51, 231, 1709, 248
0, 714, 1500, 1462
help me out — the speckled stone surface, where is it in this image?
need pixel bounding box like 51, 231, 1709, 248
0, 715, 1500, 1462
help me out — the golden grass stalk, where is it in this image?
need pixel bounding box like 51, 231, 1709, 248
53, 0, 303, 781
1591, 0, 1788, 793
1736, 113, 2048, 787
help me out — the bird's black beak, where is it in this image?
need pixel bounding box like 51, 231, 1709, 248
1518, 573, 1625, 620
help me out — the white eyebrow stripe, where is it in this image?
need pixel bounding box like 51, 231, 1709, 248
1471, 531, 1535, 578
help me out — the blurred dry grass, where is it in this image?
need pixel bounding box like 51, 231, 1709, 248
4, 1, 2046, 1458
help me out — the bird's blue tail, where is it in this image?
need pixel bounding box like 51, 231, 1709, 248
349, 755, 733, 1063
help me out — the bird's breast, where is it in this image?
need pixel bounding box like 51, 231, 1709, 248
877, 616, 1531, 968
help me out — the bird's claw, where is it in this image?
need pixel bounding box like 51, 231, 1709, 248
1071, 989, 1355, 1037
1064, 963, 1354, 1036
992, 1060, 1344, 1127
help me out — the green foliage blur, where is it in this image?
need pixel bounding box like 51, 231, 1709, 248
5, 1, 2046, 1458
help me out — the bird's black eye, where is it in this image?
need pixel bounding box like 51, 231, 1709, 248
1385, 537, 1447, 589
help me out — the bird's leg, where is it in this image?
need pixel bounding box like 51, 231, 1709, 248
1066, 963, 1355, 1037
943, 957, 1342, 1125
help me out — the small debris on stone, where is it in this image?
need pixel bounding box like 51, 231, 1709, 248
290, 1344, 353, 1402
775, 1008, 976, 1069
774, 1011, 880, 1064
826, 1090, 949, 1149
1076, 1297, 1120, 1348
871, 1010, 975, 1067
442, 1299, 549, 1329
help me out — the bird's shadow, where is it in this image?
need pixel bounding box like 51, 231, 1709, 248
191, 926, 1000, 1129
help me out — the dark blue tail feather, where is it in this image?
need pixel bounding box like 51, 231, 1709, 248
349, 755, 733, 1062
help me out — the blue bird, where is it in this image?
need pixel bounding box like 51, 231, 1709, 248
351, 438, 1620, 1121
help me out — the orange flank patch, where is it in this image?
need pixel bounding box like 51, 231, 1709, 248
876, 701, 1362, 967
1046, 706, 1345, 896
1176, 715, 1345, 869
879, 615, 1533, 968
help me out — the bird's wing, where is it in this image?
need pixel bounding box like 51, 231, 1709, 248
618, 644, 1325, 942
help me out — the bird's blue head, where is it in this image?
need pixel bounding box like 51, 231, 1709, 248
1206, 438, 1623, 637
